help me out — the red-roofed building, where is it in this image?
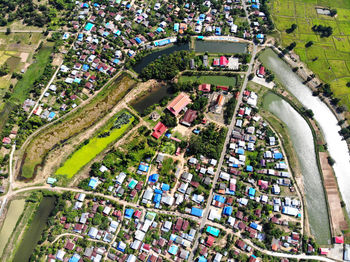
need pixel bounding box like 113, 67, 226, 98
217, 85, 229, 91
198, 84, 211, 93
167, 92, 191, 116
180, 109, 198, 127
2, 137, 11, 144
134, 210, 142, 218
206, 236, 215, 247
257, 66, 265, 78
334, 236, 344, 244
220, 56, 229, 67
152, 122, 167, 139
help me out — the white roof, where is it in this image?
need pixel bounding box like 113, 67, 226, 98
99, 165, 108, 173
56, 250, 66, 261
208, 209, 222, 221
103, 206, 111, 215
88, 227, 98, 238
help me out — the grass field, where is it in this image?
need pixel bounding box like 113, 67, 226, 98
269, 0, 350, 114
179, 75, 237, 86
20, 74, 136, 179
55, 111, 134, 178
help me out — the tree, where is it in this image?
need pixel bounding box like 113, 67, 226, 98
5, 27, 11, 35
286, 23, 297, 34
330, 9, 337, 17
305, 41, 314, 48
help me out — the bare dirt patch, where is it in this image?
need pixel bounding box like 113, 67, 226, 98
319, 152, 348, 236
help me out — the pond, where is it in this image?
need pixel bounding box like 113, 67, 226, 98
0, 199, 26, 257
263, 92, 331, 245
260, 48, 350, 217
133, 43, 190, 74
131, 85, 174, 115
195, 40, 247, 54
13, 196, 56, 262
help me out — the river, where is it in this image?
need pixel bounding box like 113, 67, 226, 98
260, 48, 350, 217
13, 196, 56, 262
133, 43, 190, 74
263, 92, 331, 244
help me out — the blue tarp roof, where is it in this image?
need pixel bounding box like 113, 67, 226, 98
198, 256, 207, 262
82, 64, 89, 71
246, 165, 253, 172
174, 23, 179, 32
191, 207, 203, 217
149, 173, 159, 182
223, 206, 233, 216
214, 194, 226, 203
113, 58, 120, 64
206, 226, 220, 237
154, 193, 161, 203
85, 23, 94, 31
154, 188, 162, 194
125, 208, 134, 218
250, 222, 258, 229
139, 164, 149, 172
88, 178, 98, 188
135, 37, 142, 44
69, 256, 79, 262
252, 4, 259, 9
48, 112, 56, 119
162, 183, 170, 191
257, 34, 264, 39
168, 245, 178, 255
274, 153, 283, 159
248, 187, 256, 196
237, 148, 245, 155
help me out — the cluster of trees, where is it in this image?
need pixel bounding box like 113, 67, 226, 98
312, 25, 333, 37
0, 64, 9, 76
223, 96, 236, 124
187, 123, 226, 159
286, 23, 297, 34
339, 125, 350, 139
140, 51, 192, 81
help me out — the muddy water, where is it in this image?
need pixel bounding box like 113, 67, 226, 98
263, 92, 331, 244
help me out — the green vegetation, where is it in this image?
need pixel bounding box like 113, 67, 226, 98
20, 74, 136, 179
140, 51, 192, 80
179, 74, 237, 86
269, 0, 350, 115
55, 111, 135, 178
187, 123, 227, 159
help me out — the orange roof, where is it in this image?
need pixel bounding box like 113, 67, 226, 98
167, 92, 191, 116
216, 94, 224, 106
271, 244, 278, 251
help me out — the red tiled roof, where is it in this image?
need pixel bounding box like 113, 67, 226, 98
258, 66, 265, 76
206, 236, 215, 246
220, 56, 228, 66
152, 122, 167, 139
167, 92, 191, 116
181, 109, 197, 126
198, 84, 211, 92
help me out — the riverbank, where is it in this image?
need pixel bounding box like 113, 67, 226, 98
269, 46, 350, 150
259, 48, 350, 237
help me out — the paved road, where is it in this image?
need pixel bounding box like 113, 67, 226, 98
188, 43, 258, 261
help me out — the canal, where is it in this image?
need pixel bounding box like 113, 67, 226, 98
13, 196, 56, 262
133, 43, 190, 74
260, 48, 350, 217
195, 40, 247, 53
263, 92, 331, 244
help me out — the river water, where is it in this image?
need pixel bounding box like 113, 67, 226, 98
13, 196, 56, 262
260, 48, 350, 218
263, 92, 331, 244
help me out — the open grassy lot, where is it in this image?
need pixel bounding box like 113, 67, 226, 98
179, 75, 237, 86
55, 111, 135, 178
20, 74, 136, 179
269, 0, 350, 113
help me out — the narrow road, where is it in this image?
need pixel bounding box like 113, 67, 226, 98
0, 144, 15, 218
189, 44, 258, 261
27, 64, 61, 119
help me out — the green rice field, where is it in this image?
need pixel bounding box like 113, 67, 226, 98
179, 75, 237, 86
55, 111, 135, 178
269, 0, 350, 115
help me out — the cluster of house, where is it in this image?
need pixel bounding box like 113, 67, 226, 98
195, 90, 305, 253
48, 191, 200, 262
